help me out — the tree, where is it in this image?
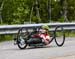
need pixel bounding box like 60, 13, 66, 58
1, 0, 75, 24
0, 0, 4, 24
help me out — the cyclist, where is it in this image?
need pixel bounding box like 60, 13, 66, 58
32, 25, 50, 45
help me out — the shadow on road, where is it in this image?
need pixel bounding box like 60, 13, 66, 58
26, 45, 57, 50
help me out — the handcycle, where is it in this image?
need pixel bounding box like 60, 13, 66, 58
14, 26, 65, 49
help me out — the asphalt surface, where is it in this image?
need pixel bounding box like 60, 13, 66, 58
0, 37, 75, 59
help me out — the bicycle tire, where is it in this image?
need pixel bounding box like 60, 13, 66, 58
17, 27, 28, 49
55, 26, 65, 47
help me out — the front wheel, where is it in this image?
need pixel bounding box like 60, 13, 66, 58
17, 37, 27, 49
55, 26, 65, 47
17, 27, 29, 49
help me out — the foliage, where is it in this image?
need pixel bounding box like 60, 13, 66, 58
0, 0, 75, 24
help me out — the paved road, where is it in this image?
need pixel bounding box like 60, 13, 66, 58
0, 37, 75, 59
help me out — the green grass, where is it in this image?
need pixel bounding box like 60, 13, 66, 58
54, 30, 75, 37
0, 35, 14, 42
65, 31, 75, 37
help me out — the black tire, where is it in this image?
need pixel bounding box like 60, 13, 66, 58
17, 40, 27, 49
17, 27, 28, 49
55, 26, 65, 47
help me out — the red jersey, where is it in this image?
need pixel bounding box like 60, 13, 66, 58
32, 33, 50, 43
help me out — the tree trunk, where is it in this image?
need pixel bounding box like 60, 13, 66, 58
0, 1, 4, 24
63, 0, 68, 22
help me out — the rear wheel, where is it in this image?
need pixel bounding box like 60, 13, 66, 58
55, 26, 65, 47
17, 27, 29, 49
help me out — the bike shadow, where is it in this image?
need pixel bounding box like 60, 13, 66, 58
25, 45, 57, 50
